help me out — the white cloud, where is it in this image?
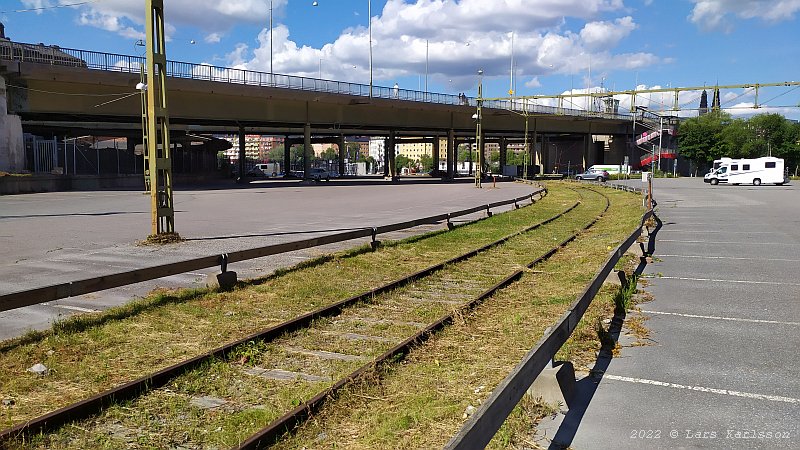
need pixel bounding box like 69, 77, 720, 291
525, 77, 542, 88
49, 0, 665, 95
54, 0, 288, 39
579, 16, 637, 50
205, 32, 222, 44
689, 0, 800, 31
225, 1, 660, 90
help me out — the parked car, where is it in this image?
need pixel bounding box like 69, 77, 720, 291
575, 169, 609, 182
309, 168, 331, 181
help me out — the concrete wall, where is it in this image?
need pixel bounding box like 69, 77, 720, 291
0, 172, 225, 195
0, 75, 25, 172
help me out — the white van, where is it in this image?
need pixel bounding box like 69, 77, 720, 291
588, 164, 631, 175
704, 157, 788, 186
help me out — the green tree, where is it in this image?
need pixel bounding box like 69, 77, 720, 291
419, 154, 435, 172
395, 155, 412, 172
677, 111, 731, 164
320, 147, 338, 161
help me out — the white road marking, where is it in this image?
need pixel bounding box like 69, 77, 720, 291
655, 276, 800, 286
659, 239, 793, 245
641, 310, 800, 326
657, 254, 800, 263
47, 304, 100, 313
659, 230, 780, 234
604, 375, 800, 404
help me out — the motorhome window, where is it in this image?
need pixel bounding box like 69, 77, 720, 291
719, 167, 727, 173
731, 165, 738, 171
743, 164, 750, 170
765, 162, 776, 168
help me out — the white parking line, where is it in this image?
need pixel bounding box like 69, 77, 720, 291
47, 304, 101, 313
655, 276, 800, 286
640, 310, 800, 326
659, 230, 780, 234
604, 375, 800, 404
657, 254, 800, 263
659, 239, 793, 245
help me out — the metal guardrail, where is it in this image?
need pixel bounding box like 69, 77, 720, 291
0, 40, 632, 121
0, 186, 544, 313
445, 185, 652, 450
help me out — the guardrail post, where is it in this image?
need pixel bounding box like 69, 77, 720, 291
446, 213, 455, 230
486, 205, 493, 218
207, 253, 237, 290
370, 227, 381, 250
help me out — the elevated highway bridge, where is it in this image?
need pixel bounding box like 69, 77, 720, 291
0, 40, 638, 177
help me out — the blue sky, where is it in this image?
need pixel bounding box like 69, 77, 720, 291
4, 0, 800, 118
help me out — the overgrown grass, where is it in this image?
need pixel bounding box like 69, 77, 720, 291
261, 186, 643, 449
5, 185, 601, 449
0, 184, 571, 431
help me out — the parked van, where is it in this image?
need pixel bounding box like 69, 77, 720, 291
247, 163, 280, 178
588, 164, 631, 175
704, 157, 788, 186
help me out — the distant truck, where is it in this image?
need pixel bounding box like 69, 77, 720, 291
704, 157, 788, 186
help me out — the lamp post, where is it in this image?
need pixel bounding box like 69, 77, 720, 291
313, 1, 371, 96
474, 69, 483, 188
269, 0, 273, 83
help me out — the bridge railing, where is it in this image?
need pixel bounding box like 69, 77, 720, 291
0, 40, 631, 121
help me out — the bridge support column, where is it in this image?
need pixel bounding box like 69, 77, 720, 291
383, 137, 390, 177
499, 137, 507, 176
0, 76, 24, 173
303, 123, 312, 180
283, 134, 291, 174
237, 126, 246, 183
431, 135, 440, 177
583, 133, 591, 171
337, 134, 345, 177
447, 129, 455, 179
532, 130, 539, 177
387, 130, 397, 179
467, 139, 473, 176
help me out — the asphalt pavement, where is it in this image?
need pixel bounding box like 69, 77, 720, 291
0, 178, 537, 341
537, 177, 800, 449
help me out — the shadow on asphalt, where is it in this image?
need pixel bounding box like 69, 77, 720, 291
185, 226, 370, 241
548, 213, 663, 450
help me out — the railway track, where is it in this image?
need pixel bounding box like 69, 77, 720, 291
1, 186, 610, 449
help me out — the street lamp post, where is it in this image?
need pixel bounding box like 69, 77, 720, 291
313, 1, 371, 96
368, 0, 373, 97
474, 69, 483, 188
269, 0, 273, 85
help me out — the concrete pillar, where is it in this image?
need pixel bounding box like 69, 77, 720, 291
283, 134, 291, 174
431, 135, 440, 176
387, 130, 397, 179
499, 137, 507, 175
0, 75, 25, 173
237, 126, 246, 183
532, 130, 539, 177
468, 139, 473, 176
447, 129, 455, 179
337, 134, 345, 177
480, 131, 487, 174
303, 123, 312, 180
583, 133, 591, 171
383, 137, 390, 177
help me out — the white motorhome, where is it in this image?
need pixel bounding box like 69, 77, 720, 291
704, 157, 788, 186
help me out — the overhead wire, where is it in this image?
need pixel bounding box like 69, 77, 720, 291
1, 1, 101, 14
